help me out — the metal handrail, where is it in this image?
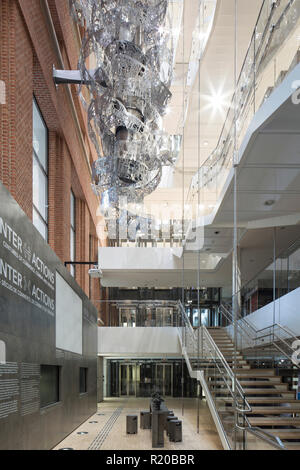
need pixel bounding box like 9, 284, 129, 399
243, 426, 286, 451
201, 326, 252, 413
222, 303, 257, 335
220, 305, 255, 342
178, 301, 252, 413
236, 412, 285, 450
178, 301, 286, 450
220, 303, 300, 367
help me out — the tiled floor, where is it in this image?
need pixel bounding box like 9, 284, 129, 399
53, 397, 223, 451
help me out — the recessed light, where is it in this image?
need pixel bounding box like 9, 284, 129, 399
264, 199, 275, 206
203, 141, 209, 147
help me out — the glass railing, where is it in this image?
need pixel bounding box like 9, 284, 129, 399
239, 236, 300, 318
189, 0, 300, 216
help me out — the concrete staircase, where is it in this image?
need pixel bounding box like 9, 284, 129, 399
206, 328, 300, 450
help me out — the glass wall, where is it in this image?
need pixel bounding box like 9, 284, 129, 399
33, 98, 48, 241
106, 359, 197, 398
105, 288, 221, 327
241, 237, 300, 317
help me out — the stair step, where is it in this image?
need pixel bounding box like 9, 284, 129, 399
249, 417, 300, 426
264, 429, 300, 440
210, 380, 286, 388
215, 388, 294, 396
243, 389, 295, 396
220, 354, 244, 359
211, 337, 230, 341
235, 369, 276, 376
246, 406, 300, 415
239, 381, 288, 389
213, 340, 232, 343
285, 443, 300, 450
218, 397, 298, 404
208, 369, 276, 378
211, 374, 281, 382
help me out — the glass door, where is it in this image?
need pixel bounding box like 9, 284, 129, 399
155, 363, 173, 397
164, 364, 172, 396
119, 363, 137, 396
119, 308, 136, 327
128, 364, 136, 396
120, 364, 128, 396
139, 362, 155, 397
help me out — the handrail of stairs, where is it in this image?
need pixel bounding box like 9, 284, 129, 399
201, 325, 252, 414
220, 303, 300, 368
177, 301, 286, 450
178, 301, 251, 412
241, 425, 286, 451
220, 304, 255, 349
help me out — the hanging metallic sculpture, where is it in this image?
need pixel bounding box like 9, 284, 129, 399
54, 0, 179, 216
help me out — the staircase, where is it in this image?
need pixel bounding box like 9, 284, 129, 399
207, 328, 300, 450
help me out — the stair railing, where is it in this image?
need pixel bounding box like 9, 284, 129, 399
177, 301, 286, 450
219, 303, 300, 368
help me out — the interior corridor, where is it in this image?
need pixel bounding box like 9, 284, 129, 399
53, 398, 222, 451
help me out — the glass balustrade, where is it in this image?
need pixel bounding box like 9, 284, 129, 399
189, 0, 300, 217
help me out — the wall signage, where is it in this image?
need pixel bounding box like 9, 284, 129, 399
0, 216, 55, 317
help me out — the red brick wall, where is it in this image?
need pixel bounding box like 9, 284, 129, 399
0, 0, 104, 314
0, 0, 33, 219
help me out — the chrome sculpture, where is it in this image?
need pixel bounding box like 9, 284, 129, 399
54, 0, 178, 215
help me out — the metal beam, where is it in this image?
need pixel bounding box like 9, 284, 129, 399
53, 68, 96, 85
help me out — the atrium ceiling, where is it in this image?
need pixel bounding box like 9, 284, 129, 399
144, 0, 264, 216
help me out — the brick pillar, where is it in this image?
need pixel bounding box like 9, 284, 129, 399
75, 199, 90, 296
48, 134, 71, 264
0, 0, 33, 218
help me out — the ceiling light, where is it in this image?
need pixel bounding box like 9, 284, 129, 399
207, 91, 227, 112
203, 141, 209, 147
202, 85, 232, 118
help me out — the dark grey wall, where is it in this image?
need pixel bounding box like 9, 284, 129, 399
0, 182, 98, 450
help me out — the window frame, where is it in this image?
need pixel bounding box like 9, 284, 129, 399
32, 97, 49, 241
40, 364, 61, 409
79, 367, 88, 395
